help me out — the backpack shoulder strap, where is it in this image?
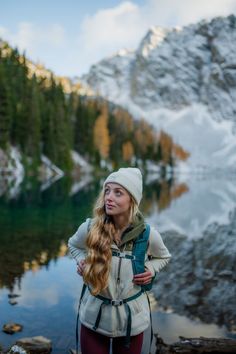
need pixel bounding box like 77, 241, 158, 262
132, 223, 150, 275
75, 219, 91, 354
87, 218, 92, 232
76, 283, 87, 354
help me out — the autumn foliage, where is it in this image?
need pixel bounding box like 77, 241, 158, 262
74, 98, 190, 169
0, 40, 189, 172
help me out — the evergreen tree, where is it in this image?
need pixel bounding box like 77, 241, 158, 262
0, 63, 11, 150
25, 75, 41, 162
11, 54, 31, 151
74, 97, 97, 160
0, 39, 186, 175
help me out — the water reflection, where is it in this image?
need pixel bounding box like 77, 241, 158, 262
0, 257, 82, 353
152, 311, 234, 344
143, 177, 189, 213
0, 176, 100, 291
1, 171, 236, 289
0, 173, 185, 290
0, 172, 236, 353
0, 255, 235, 354
145, 171, 236, 238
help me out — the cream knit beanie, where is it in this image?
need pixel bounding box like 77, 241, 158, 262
103, 167, 143, 205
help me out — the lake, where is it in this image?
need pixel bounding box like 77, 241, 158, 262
0, 170, 236, 353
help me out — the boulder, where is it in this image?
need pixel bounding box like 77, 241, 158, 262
155, 334, 236, 353
15, 336, 52, 354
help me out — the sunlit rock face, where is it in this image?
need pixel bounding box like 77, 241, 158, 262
82, 15, 236, 170
130, 16, 236, 121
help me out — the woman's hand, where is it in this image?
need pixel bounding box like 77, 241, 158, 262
77, 260, 86, 276
133, 270, 153, 285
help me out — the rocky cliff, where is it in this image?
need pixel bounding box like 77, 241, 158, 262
81, 15, 236, 170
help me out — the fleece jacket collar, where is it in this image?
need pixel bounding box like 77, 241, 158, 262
119, 212, 146, 246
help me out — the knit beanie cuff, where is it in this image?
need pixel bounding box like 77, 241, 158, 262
103, 167, 143, 205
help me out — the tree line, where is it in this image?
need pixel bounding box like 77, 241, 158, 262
0, 41, 189, 174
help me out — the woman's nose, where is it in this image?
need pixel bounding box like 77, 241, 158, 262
106, 192, 113, 201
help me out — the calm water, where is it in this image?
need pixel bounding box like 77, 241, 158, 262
0, 172, 235, 353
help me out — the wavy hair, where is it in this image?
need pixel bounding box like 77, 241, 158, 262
83, 188, 139, 295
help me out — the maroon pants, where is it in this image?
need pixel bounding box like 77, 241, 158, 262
80, 324, 143, 354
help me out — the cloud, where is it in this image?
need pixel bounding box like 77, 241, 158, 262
79, 2, 143, 49
76, 0, 236, 75
0, 22, 66, 59
13, 23, 35, 52
0, 26, 9, 38
146, 0, 236, 27
76, 1, 146, 71
1, 0, 236, 76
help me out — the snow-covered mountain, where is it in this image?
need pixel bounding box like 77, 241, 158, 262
81, 15, 236, 170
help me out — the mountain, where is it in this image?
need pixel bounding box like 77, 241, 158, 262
0, 39, 90, 95
81, 15, 236, 171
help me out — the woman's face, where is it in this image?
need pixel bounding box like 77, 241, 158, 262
104, 183, 131, 217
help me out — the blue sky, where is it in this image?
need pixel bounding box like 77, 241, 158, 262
1, 0, 236, 77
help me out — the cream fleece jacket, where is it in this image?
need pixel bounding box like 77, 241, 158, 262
68, 218, 171, 337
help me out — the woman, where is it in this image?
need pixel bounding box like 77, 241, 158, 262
68, 167, 171, 354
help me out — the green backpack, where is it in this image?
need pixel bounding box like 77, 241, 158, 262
112, 223, 155, 291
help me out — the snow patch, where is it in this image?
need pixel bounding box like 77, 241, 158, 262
0, 146, 25, 199
71, 150, 92, 172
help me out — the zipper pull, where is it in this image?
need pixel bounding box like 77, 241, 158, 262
116, 256, 122, 292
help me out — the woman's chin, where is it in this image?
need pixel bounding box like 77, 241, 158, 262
106, 207, 121, 216
106, 209, 115, 215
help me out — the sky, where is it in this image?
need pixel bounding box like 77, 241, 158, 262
1, 0, 236, 77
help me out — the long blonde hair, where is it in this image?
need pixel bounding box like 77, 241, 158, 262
83, 188, 138, 295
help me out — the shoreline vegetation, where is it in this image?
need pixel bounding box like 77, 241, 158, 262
0, 39, 189, 185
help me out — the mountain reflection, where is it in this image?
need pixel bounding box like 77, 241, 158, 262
0, 173, 181, 290
143, 178, 189, 213
0, 176, 100, 290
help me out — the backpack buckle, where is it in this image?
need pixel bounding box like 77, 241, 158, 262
119, 252, 136, 260
111, 299, 123, 306
119, 252, 126, 258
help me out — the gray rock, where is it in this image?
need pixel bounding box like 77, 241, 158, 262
152, 208, 236, 331
155, 335, 236, 354
15, 337, 52, 354
8, 345, 28, 354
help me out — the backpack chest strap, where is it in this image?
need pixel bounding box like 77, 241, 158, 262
112, 250, 136, 260
92, 289, 143, 348
94, 288, 143, 307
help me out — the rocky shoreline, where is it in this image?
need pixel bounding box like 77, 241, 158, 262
0, 336, 52, 354
155, 334, 236, 353
1, 334, 236, 354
